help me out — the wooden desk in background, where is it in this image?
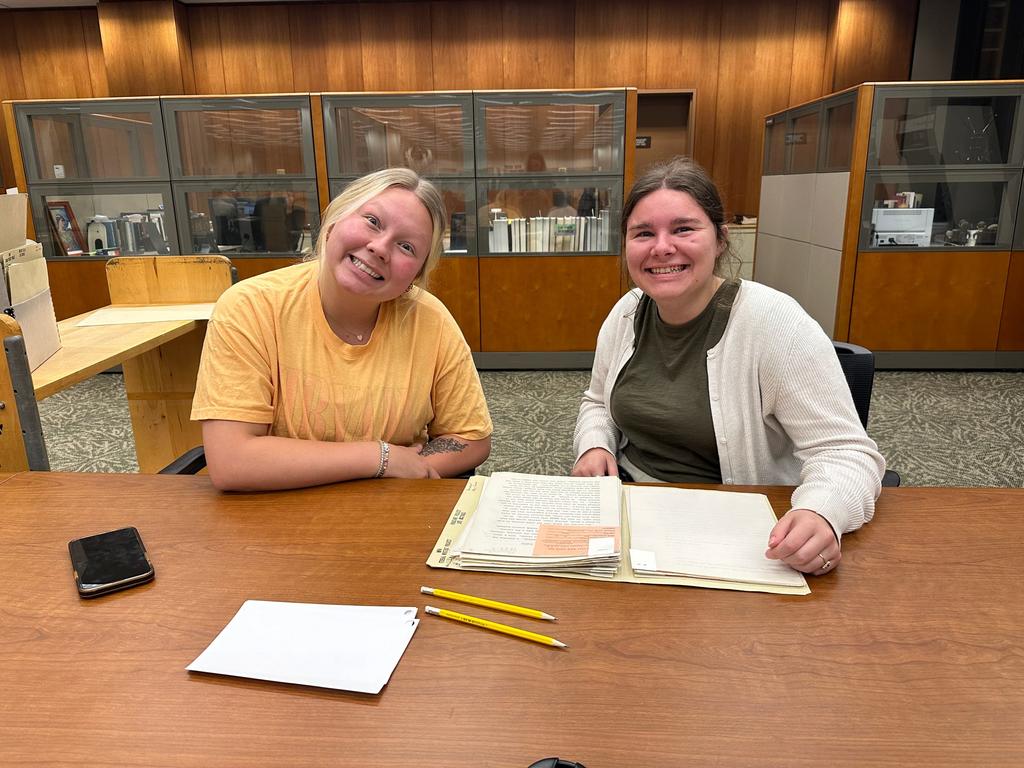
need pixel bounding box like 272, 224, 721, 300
0, 255, 232, 473
0, 474, 1020, 767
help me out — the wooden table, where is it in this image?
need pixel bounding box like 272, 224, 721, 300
0, 255, 232, 473
1, 473, 1021, 767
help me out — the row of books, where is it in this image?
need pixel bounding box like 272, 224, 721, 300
488, 212, 611, 254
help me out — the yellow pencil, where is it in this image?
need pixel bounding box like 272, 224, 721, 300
420, 585, 557, 621
425, 606, 568, 648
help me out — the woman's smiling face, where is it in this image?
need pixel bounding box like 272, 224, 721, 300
322, 186, 433, 303
624, 187, 724, 324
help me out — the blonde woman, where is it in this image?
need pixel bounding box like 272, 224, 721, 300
192, 168, 492, 491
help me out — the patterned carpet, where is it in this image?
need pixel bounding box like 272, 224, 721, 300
37, 370, 1024, 487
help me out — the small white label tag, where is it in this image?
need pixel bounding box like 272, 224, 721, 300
53, 164, 65, 179
630, 548, 658, 572
588, 536, 615, 557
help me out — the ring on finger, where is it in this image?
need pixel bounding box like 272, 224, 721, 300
817, 552, 832, 570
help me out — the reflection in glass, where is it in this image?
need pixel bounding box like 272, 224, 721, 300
175, 109, 306, 177
824, 100, 855, 171
480, 102, 619, 175
331, 177, 474, 256
29, 112, 160, 181
333, 105, 469, 176
865, 177, 1015, 248
789, 112, 820, 173
184, 188, 314, 254
479, 183, 617, 254
42, 192, 171, 258
765, 118, 786, 175
875, 94, 1019, 166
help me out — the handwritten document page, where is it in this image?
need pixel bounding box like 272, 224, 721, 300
627, 486, 806, 588
186, 601, 419, 694
456, 473, 622, 576
77, 303, 215, 326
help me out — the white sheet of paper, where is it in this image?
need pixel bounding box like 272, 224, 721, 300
627, 486, 806, 588
77, 303, 215, 326
186, 601, 419, 694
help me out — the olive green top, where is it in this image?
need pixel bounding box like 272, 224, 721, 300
610, 279, 740, 483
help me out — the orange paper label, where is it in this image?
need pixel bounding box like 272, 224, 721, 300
532, 525, 621, 557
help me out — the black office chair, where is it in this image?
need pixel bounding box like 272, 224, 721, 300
833, 341, 901, 487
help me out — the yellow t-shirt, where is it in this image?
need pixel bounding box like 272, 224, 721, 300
191, 261, 492, 446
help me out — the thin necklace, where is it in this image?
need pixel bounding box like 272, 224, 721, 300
330, 309, 379, 345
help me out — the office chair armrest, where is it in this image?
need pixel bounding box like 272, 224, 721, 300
159, 445, 207, 475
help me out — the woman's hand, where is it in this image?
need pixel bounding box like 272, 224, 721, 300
765, 508, 841, 575
383, 443, 441, 479
571, 448, 619, 477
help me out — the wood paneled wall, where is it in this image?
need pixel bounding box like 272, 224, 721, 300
0, 0, 916, 216
98, 0, 193, 96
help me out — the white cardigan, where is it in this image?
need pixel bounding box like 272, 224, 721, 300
574, 282, 885, 539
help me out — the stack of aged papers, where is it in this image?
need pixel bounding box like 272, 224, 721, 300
428, 473, 809, 595
627, 486, 807, 589
451, 473, 622, 578
187, 601, 419, 694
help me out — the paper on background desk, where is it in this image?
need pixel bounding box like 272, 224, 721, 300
187, 601, 419, 694
77, 303, 215, 326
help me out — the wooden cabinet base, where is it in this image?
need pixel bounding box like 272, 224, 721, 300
998, 251, 1024, 350
850, 250, 1010, 351
479, 256, 622, 352
428, 257, 481, 351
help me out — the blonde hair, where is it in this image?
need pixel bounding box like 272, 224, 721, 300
311, 167, 447, 290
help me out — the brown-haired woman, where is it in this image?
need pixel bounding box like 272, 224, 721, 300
192, 168, 492, 491
572, 157, 883, 575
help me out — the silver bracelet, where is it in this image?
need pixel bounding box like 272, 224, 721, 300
374, 441, 390, 478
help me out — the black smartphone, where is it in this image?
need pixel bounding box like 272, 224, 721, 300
68, 527, 155, 598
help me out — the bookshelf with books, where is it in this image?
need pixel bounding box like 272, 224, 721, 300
756, 80, 1024, 368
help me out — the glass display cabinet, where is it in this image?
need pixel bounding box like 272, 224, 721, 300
473, 90, 626, 256
861, 84, 1024, 252
163, 96, 319, 257
762, 90, 856, 176
758, 80, 1024, 365
322, 93, 475, 257
14, 99, 175, 260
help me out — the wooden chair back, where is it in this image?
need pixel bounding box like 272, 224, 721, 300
106, 255, 234, 305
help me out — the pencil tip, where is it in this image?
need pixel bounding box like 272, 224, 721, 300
541, 613, 557, 621
554, 640, 568, 648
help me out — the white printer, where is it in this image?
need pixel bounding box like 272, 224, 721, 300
871, 208, 935, 247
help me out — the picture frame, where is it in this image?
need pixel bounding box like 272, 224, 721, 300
46, 200, 85, 257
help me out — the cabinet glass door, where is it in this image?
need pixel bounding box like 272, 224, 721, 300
323, 94, 474, 178
30, 184, 177, 260
861, 170, 1021, 250
163, 97, 315, 179
16, 100, 167, 183
870, 86, 1023, 168
788, 107, 821, 174
821, 95, 856, 171
763, 115, 787, 175
474, 91, 625, 176
173, 182, 318, 256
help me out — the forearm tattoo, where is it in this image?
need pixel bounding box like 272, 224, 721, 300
421, 437, 467, 456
